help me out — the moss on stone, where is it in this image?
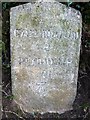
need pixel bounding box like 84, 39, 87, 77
77, 28, 80, 34
31, 16, 40, 27
16, 13, 31, 29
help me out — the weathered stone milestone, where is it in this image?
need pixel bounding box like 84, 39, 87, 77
10, 0, 82, 114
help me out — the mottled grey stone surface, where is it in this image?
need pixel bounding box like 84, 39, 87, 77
10, 1, 82, 114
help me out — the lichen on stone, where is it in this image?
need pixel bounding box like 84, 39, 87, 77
11, 1, 82, 114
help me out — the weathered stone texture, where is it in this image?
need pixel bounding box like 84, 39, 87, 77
10, 1, 82, 114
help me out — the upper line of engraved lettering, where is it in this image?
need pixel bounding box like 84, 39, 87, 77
13, 29, 79, 40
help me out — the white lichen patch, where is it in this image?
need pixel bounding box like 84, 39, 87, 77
10, 1, 82, 114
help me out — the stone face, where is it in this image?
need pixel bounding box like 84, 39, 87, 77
10, 1, 82, 114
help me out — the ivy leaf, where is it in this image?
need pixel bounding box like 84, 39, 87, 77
2, 41, 5, 53
67, 0, 73, 7
3, 3, 7, 10
5, 95, 15, 100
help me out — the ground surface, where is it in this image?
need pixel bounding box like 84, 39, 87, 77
1, 2, 90, 120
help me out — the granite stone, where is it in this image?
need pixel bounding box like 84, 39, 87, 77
10, 1, 82, 114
